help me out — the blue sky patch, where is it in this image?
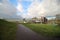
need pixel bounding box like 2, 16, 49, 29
38, 0, 43, 3
9, 0, 17, 6
21, 1, 32, 10
0, 0, 2, 3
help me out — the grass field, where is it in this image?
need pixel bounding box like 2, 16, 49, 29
23, 23, 60, 37
0, 19, 17, 40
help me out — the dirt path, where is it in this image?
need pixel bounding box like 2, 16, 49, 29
16, 24, 60, 40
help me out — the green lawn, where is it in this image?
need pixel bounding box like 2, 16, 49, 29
23, 23, 60, 37
0, 19, 17, 40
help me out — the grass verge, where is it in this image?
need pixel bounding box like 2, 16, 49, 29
23, 23, 60, 37
0, 19, 17, 40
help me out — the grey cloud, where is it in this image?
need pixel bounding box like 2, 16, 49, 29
24, 0, 60, 18
0, 0, 18, 18
41, 0, 60, 16
57, 0, 60, 5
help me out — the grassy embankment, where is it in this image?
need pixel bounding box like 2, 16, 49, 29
23, 24, 60, 37
0, 19, 17, 40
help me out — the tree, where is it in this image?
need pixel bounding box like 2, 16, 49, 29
23, 18, 25, 21
23, 18, 26, 23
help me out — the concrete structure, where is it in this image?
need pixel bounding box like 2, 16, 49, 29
56, 14, 60, 24
32, 16, 48, 24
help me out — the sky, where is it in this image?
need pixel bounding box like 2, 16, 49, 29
0, 0, 60, 19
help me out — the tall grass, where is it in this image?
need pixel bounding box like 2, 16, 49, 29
0, 19, 17, 40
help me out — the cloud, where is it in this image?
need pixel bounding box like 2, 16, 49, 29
18, 0, 34, 2
16, 2, 24, 13
22, 0, 60, 18
0, 0, 17, 18
0, 0, 60, 19
57, 0, 60, 5
0, 3, 2, 5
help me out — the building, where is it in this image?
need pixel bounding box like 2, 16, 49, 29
40, 16, 48, 24
32, 16, 48, 24
56, 14, 60, 24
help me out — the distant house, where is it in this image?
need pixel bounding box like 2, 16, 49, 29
40, 17, 48, 24
32, 16, 48, 24
48, 19, 56, 24
56, 14, 60, 24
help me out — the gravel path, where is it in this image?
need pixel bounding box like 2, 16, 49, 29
16, 24, 60, 40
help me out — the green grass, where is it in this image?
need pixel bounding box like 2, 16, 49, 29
23, 23, 60, 37
0, 19, 17, 40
